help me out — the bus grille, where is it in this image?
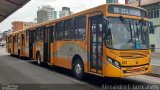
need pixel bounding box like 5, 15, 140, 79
119, 51, 149, 59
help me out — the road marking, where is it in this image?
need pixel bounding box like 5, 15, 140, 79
49, 71, 99, 90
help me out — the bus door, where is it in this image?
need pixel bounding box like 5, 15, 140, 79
29, 30, 35, 59
43, 27, 49, 62
21, 34, 25, 56
89, 15, 103, 74
48, 26, 54, 64
7, 36, 9, 52
12, 36, 15, 54
43, 26, 54, 63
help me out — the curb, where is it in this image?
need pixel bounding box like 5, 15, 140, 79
146, 65, 160, 77
146, 73, 160, 78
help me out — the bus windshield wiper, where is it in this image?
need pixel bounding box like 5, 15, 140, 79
119, 16, 133, 42
136, 19, 144, 41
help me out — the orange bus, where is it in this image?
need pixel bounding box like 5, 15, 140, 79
7, 30, 26, 57
6, 4, 153, 79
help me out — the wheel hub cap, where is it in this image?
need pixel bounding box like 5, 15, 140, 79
75, 64, 82, 74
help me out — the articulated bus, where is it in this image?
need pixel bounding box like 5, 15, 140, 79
6, 4, 153, 79
7, 30, 26, 57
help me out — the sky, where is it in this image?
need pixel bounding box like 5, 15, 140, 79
0, 0, 125, 32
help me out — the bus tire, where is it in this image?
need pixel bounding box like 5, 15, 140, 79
36, 52, 41, 65
73, 59, 84, 79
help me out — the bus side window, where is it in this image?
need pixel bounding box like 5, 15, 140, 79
74, 16, 86, 40
26, 30, 29, 42
18, 34, 20, 43
35, 28, 40, 41
49, 26, 54, 43
55, 22, 64, 40
64, 19, 74, 40
41, 26, 46, 41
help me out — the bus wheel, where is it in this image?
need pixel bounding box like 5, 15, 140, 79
36, 52, 41, 65
73, 59, 84, 79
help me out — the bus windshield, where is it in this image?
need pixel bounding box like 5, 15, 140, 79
105, 17, 149, 50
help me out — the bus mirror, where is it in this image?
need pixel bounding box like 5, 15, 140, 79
149, 22, 154, 34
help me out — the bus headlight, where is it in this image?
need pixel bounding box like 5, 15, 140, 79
107, 57, 121, 69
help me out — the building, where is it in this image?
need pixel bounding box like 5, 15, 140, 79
106, 0, 118, 3
37, 5, 57, 23
125, 0, 137, 4
128, 0, 160, 52
12, 21, 35, 32
59, 7, 72, 18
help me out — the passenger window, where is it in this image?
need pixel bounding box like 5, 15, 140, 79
64, 19, 74, 40
18, 34, 20, 43
55, 22, 64, 40
26, 30, 29, 42
49, 26, 54, 42
40, 26, 45, 41
74, 16, 86, 40
35, 28, 40, 41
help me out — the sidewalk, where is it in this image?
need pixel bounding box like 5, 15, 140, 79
151, 52, 160, 58
151, 52, 160, 76
151, 52, 160, 65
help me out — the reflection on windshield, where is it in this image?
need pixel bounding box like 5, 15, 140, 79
105, 17, 149, 50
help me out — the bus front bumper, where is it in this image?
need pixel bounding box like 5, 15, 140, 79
103, 62, 152, 77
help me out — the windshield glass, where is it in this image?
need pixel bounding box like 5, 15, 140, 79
105, 17, 149, 50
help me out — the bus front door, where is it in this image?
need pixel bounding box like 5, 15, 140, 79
89, 15, 103, 74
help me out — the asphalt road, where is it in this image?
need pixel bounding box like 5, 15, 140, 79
0, 47, 160, 90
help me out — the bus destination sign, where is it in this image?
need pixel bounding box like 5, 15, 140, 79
108, 5, 147, 17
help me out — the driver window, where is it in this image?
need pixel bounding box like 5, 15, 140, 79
106, 28, 112, 45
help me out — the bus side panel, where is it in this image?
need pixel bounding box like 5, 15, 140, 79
54, 41, 88, 70
50, 43, 55, 64
54, 41, 70, 69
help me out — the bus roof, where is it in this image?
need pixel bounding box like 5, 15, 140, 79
10, 4, 148, 32
7, 29, 24, 36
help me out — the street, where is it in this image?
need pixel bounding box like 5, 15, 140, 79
0, 47, 160, 90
